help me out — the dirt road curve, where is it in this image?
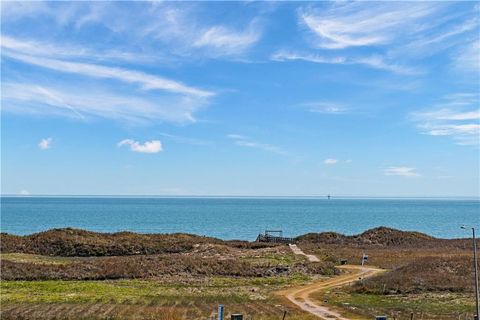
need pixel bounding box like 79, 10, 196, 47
281, 264, 384, 320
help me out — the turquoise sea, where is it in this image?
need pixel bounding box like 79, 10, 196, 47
1, 197, 479, 239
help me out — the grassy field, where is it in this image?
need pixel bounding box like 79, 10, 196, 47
0, 230, 323, 320
1, 227, 478, 319
0, 275, 317, 319
1, 275, 313, 305
315, 289, 474, 319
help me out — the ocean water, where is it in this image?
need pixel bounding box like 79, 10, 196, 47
1, 197, 479, 240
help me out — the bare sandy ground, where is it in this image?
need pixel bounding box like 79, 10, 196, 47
288, 244, 320, 262
283, 244, 384, 319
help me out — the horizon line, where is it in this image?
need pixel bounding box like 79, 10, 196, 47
1, 194, 479, 200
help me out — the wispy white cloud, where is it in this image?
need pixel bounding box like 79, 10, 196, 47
427, 124, 479, 136
354, 55, 421, 76
227, 134, 248, 140
2, 83, 205, 124
38, 137, 53, 150
159, 133, 212, 146
324, 158, 338, 165
3, 50, 213, 98
300, 101, 347, 114
271, 51, 419, 75
429, 110, 479, 121
272, 50, 345, 64
193, 23, 261, 56
227, 134, 288, 156
118, 139, 163, 154
1, 35, 159, 63
420, 18, 478, 46
1, 33, 215, 124
295, 2, 477, 75
384, 167, 420, 177
451, 40, 480, 74
299, 3, 444, 50
234, 140, 287, 156
410, 94, 480, 146
146, 5, 263, 58
6, 2, 262, 60
2, 1, 262, 58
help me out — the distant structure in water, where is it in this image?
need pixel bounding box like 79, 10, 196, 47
327, 194, 331, 199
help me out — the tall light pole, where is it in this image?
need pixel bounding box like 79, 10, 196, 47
462, 226, 479, 319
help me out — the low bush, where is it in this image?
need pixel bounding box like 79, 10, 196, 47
0, 228, 276, 257
352, 255, 474, 294
0, 253, 331, 280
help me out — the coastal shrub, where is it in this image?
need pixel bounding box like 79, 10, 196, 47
295, 226, 455, 248
1, 229, 218, 256
352, 256, 473, 294
0, 229, 278, 257
1, 252, 332, 280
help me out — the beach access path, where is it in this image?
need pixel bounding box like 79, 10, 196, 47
288, 244, 320, 262
284, 244, 384, 319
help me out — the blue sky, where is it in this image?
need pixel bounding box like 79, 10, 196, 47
1, 1, 479, 197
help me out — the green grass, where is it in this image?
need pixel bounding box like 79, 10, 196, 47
316, 290, 475, 319
0, 276, 317, 319
209, 272, 311, 286
0, 274, 311, 306
240, 252, 305, 266
1, 280, 245, 305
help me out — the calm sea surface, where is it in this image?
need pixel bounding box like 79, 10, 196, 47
1, 197, 479, 239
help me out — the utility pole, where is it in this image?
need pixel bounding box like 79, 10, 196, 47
473, 228, 479, 320
461, 226, 479, 319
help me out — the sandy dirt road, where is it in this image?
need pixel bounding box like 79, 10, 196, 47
280, 264, 384, 319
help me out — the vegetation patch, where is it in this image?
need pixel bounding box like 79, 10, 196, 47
1, 227, 475, 319
316, 289, 475, 319
0, 253, 73, 265
352, 256, 474, 294
0, 277, 316, 320
1, 228, 274, 257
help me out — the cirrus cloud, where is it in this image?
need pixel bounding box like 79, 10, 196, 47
324, 158, 339, 165
299, 3, 448, 50
384, 166, 420, 177
193, 23, 261, 56
410, 93, 480, 146
1, 33, 215, 125
271, 50, 420, 76
227, 134, 289, 156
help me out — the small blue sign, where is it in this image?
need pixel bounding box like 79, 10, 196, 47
218, 305, 224, 320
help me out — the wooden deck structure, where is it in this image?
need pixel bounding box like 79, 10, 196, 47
256, 230, 295, 244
